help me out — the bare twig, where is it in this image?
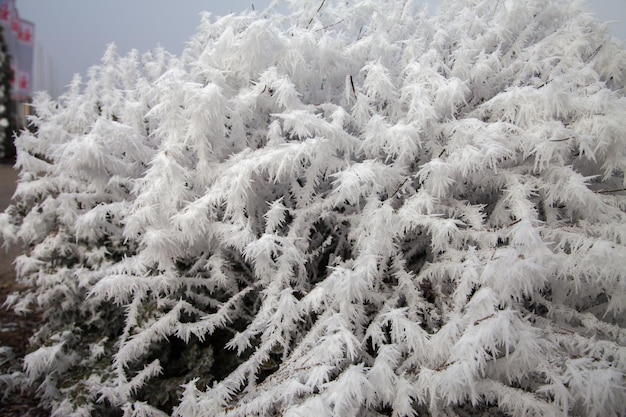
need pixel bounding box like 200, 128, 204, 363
436, 360, 456, 372
349, 75, 356, 96
474, 313, 495, 326
548, 137, 573, 142
315, 0, 327, 13
315, 19, 345, 32
438, 148, 446, 158
307, 0, 327, 28
507, 219, 522, 228
389, 178, 409, 200
356, 25, 364, 40
587, 42, 604, 63
596, 188, 626, 194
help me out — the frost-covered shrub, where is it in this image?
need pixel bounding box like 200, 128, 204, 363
2, 0, 626, 416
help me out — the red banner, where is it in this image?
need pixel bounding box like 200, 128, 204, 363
18, 19, 32, 45
0, 1, 34, 99
0, 0, 13, 20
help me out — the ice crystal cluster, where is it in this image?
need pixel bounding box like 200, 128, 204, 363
2, 0, 626, 415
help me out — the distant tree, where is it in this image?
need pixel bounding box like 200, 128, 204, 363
0, 25, 15, 160
1, 0, 625, 416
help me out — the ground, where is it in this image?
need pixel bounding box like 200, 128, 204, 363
0, 162, 48, 416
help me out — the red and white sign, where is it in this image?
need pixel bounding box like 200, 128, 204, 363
0, 3, 10, 23
9, 62, 15, 88
10, 13, 18, 33
0, 0, 35, 99
18, 19, 32, 45
18, 70, 28, 91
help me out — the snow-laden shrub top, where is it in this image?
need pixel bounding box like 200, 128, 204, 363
2, 0, 626, 416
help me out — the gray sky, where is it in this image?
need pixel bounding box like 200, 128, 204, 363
16, 0, 626, 97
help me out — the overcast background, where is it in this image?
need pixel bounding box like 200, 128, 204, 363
16, 0, 626, 98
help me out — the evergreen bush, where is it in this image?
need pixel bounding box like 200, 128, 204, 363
0, 25, 14, 159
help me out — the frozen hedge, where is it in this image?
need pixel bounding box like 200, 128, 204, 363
1, 0, 626, 416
